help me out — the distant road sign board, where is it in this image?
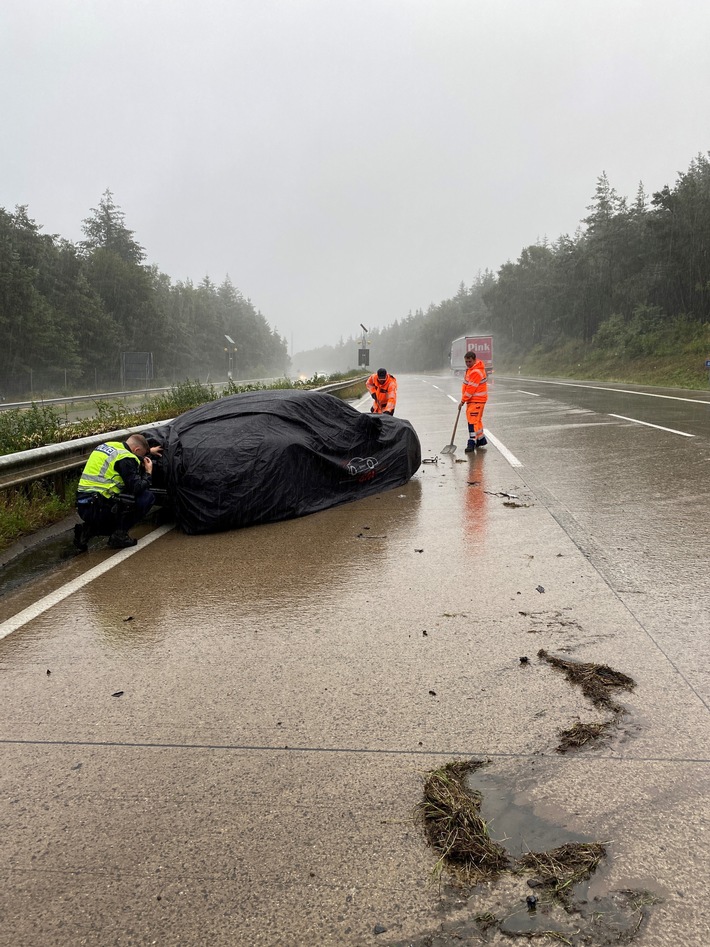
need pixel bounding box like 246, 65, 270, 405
705, 359, 710, 368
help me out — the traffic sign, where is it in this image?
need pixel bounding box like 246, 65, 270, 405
705, 359, 710, 369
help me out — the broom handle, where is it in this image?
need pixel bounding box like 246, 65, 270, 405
451, 403, 462, 441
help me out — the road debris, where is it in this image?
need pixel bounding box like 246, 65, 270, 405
538, 649, 636, 753
538, 650, 635, 711
518, 842, 607, 903
416, 760, 508, 884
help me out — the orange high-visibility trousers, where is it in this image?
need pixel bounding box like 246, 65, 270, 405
465, 401, 486, 439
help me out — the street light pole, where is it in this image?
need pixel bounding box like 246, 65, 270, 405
225, 334, 235, 379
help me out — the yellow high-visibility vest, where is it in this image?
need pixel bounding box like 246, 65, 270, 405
77, 441, 139, 498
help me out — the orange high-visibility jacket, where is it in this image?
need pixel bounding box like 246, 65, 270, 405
461, 359, 488, 403
366, 372, 397, 413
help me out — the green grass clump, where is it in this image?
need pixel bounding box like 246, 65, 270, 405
0, 478, 78, 550
0, 402, 65, 455
416, 760, 509, 884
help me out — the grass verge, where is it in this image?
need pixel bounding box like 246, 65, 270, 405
0, 478, 78, 551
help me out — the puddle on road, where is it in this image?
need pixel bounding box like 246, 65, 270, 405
400, 760, 661, 947
469, 767, 594, 858
0, 529, 80, 598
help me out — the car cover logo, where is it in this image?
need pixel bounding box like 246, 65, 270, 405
345, 456, 378, 481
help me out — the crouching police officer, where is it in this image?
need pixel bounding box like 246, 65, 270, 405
74, 433, 161, 551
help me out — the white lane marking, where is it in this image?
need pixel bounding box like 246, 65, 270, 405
517, 390, 540, 397
0, 525, 174, 641
483, 429, 523, 467
494, 400, 547, 407
447, 394, 458, 403
514, 378, 710, 406
609, 414, 695, 437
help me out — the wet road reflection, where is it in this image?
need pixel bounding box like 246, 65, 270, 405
1, 373, 709, 947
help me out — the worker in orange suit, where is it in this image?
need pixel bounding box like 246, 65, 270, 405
366, 367, 397, 415
460, 350, 488, 453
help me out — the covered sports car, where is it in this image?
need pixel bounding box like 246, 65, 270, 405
145, 389, 421, 534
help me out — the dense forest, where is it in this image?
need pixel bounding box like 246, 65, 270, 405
3, 153, 710, 396
297, 153, 710, 378
0, 190, 289, 398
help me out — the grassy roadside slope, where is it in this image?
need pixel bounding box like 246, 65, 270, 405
496, 323, 710, 390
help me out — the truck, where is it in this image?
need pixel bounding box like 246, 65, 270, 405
450, 335, 493, 376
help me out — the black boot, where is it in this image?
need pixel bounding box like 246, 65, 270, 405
73, 523, 91, 552
107, 531, 137, 549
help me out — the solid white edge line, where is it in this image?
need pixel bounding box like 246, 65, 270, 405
516, 390, 540, 397
0, 524, 174, 641
483, 429, 523, 467
517, 378, 710, 406
609, 414, 695, 437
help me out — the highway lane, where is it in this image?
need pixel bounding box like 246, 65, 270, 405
496, 374, 710, 437
486, 374, 710, 710
1, 373, 709, 946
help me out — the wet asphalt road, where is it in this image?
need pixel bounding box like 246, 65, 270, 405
1, 372, 709, 946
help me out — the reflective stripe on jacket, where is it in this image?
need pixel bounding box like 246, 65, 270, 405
461, 360, 488, 403
366, 373, 397, 412
77, 441, 140, 498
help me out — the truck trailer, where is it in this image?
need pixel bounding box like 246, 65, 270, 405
450, 335, 493, 376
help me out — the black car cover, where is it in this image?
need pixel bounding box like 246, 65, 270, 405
145, 389, 421, 534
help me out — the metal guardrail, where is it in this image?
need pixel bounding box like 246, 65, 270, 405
0, 378, 368, 492
0, 379, 285, 412
0, 422, 174, 492
0, 387, 179, 412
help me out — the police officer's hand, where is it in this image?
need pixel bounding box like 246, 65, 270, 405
150, 446, 163, 458
143, 456, 153, 475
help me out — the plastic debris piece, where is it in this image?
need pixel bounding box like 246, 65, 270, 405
536, 585, 545, 593
112, 690, 124, 698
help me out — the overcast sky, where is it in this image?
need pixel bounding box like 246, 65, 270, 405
2, 1, 709, 354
